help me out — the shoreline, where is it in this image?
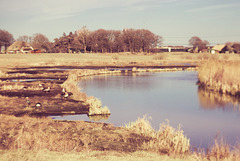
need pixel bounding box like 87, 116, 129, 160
0, 65, 196, 117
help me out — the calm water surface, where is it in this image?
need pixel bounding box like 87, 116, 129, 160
53, 71, 240, 149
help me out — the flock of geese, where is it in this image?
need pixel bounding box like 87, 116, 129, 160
26, 84, 70, 108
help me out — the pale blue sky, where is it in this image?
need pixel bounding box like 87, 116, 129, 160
1, 0, 240, 46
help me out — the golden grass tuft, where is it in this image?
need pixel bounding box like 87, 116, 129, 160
207, 134, 233, 161
87, 96, 110, 116
125, 116, 190, 155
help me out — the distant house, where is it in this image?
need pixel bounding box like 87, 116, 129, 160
151, 46, 189, 53
7, 41, 34, 54
211, 44, 233, 54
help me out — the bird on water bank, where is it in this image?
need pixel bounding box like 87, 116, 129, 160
35, 103, 41, 108
61, 88, 69, 98
43, 87, 50, 92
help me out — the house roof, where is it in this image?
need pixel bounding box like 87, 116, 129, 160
7, 41, 32, 52
212, 44, 226, 51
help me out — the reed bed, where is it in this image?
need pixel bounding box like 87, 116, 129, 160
198, 60, 240, 96
125, 116, 190, 155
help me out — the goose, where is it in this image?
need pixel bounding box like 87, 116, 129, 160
63, 92, 69, 98
26, 97, 30, 106
35, 103, 41, 108
43, 87, 50, 92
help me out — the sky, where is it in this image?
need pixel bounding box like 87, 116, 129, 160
1, 0, 240, 46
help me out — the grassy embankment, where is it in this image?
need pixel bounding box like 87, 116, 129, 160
1, 114, 240, 161
198, 59, 240, 97
0, 115, 192, 160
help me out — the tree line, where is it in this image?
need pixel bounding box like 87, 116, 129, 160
53, 27, 162, 53
0, 27, 162, 53
1, 27, 240, 53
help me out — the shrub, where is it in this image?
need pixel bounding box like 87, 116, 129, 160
87, 97, 110, 116
125, 116, 190, 155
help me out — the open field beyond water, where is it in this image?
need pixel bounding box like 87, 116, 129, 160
0, 52, 239, 69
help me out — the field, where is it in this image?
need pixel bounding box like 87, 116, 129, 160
0, 52, 240, 160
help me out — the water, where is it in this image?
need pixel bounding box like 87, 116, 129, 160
53, 71, 240, 149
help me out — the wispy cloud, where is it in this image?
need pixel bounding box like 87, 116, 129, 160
1, 0, 179, 21
185, 3, 240, 13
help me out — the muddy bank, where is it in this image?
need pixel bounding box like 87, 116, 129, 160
0, 67, 92, 116
0, 81, 88, 116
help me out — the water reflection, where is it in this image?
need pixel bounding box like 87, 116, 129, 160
78, 72, 156, 91
198, 88, 240, 112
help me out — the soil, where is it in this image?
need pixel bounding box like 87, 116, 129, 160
0, 67, 89, 116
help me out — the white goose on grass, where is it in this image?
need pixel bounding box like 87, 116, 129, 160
35, 103, 41, 108
62, 88, 69, 98
43, 87, 50, 92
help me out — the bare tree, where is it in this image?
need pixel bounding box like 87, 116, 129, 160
123, 29, 162, 53
17, 35, 32, 43
0, 29, 14, 52
189, 36, 209, 52
90, 29, 110, 53
31, 33, 50, 52
75, 26, 91, 53
53, 28, 162, 54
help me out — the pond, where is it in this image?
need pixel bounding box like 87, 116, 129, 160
52, 71, 240, 149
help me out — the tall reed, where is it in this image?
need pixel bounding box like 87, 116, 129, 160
198, 60, 240, 96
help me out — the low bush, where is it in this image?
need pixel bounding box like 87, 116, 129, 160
125, 116, 190, 155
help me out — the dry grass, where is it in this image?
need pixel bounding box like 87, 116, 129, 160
0, 150, 200, 161
0, 52, 195, 69
207, 134, 240, 161
0, 83, 25, 90
86, 96, 110, 116
153, 53, 168, 60
0, 52, 240, 70
112, 54, 119, 61
198, 60, 240, 96
125, 116, 190, 155
0, 115, 239, 160
61, 70, 110, 115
